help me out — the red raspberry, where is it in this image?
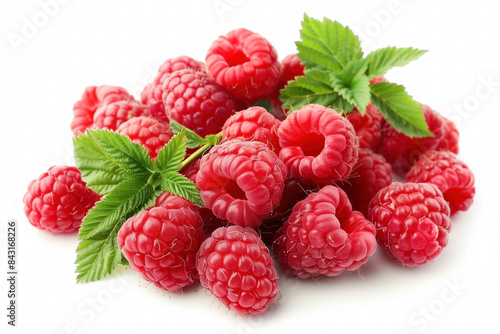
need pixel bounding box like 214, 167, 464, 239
206, 28, 281, 101
263, 54, 305, 120
280, 53, 305, 84
368, 182, 452, 266
196, 139, 286, 228
346, 102, 384, 151
273, 185, 376, 278
435, 117, 459, 154
406, 150, 475, 215
140, 83, 166, 122
141, 56, 205, 122
339, 149, 392, 216
23, 166, 100, 233
154, 55, 205, 86
117, 204, 205, 292
278, 104, 358, 185
92, 100, 152, 131
71, 85, 134, 135
196, 226, 279, 314
222, 106, 281, 153
162, 69, 237, 138
380, 104, 444, 175
116, 116, 173, 160
156, 190, 228, 237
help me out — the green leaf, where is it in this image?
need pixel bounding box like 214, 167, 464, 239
155, 129, 187, 173
370, 82, 432, 137
73, 134, 127, 195
161, 172, 203, 206
75, 178, 155, 283
87, 129, 155, 176
78, 177, 154, 240
296, 14, 363, 72
366, 47, 427, 79
280, 69, 353, 112
169, 120, 208, 149
330, 59, 371, 114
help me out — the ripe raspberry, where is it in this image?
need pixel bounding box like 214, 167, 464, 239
278, 104, 358, 185
116, 116, 173, 160
280, 53, 305, 84
206, 28, 281, 101
117, 204, 204, 292
259, 177, 318, 246
141, 56, 205, 122
380, 104, 444, 175
196, 139, 286, 228
23, 166, 100, 233
71, 85, 134, 135
265, 54, 304, 120
434, 117, 459, 154
406, 150, 475, 215
196, 226, 279, 315
273, 185, 376, 278
346, 102, 384, 151
222, 106, 281, 153
140, 83, 166, 122
154, 55, 205, 86
162, 69, 237, 137
92, 100, 152, 131
368, 182, 452, 266
339, 149, 392, 216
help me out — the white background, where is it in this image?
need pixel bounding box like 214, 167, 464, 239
1, 0, 500, 333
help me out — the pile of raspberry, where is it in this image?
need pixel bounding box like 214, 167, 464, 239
24, 28, 475, 316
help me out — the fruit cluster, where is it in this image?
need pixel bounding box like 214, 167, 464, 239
23, 25, 475, 316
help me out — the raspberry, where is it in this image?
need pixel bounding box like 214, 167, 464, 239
368, 182, 452, 266
92, 100, 152, 131
339, 149, 392, 216
346, 102, 384, 151
206, 28, 281, 101
278, 104, 358, 185
273, 185, 376, 278
140, 83, 166, 122
406, 150, 475, 215
196, 226, 279, 314
435, 117, 459, 154
23, 166, 100, 233
266, 54, 304, 120
154, 55, 205, 86
196, 139, 286, 228
141, 56, 205, 122
221, 106, 281, 153
280, 53, 305, 84
116, 116, 173, 160
71, 85, 134, 135
117, 204, 204, 292
162, 69, 237, 137
380, 104, 444, 175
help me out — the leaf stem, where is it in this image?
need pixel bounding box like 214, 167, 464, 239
180, 130, 222, 170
